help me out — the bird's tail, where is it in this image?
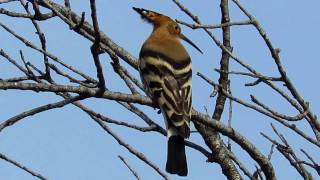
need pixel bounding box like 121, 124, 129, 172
165, 135, 188, 176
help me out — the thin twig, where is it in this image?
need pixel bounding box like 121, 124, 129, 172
90, 0, 106, 90
251, 95, 308, 121
301, 149, 318, 165
0, 22, 97, 83
118, 155, 141, 180
35, 0, 139, 69
192, 110, 276, 180
231, 0, 320, 136
0, 152, 47, 180
0, 95, 85, 132
111, 61, 138, 94
197, 72, 320, 147
48, 63, 96, 88
263, 126, 313, 179
88, 115, 170, 180
177, 19, 252, 29
0, 49, 28, 75
227, 81, 232, 150
20, 0, 51, 80
268, 144, 276, 161
214, 69, 282, 82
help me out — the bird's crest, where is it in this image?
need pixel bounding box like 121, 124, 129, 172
133, 7, 203, 54
133, 7, 172, 26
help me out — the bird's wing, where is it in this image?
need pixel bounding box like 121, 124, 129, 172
139, 49, 191, 138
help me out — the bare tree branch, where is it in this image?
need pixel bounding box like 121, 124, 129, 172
192, 110, 276, 180
261, 130, 313, 180
118, 155, 142, 180
0, 81, 154, 106
177, 19, 252, 29
89, 0, 106, 90
0, 152, 47, 180
87, 113, 170, 180
0, 95, 85, 132
197, 72, 320, 148
231, 0, 320, 138
0, 22, 97, 83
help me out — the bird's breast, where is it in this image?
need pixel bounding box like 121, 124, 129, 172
140, 40, 191, 67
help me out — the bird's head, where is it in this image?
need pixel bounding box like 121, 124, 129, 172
133, 7, 203, 54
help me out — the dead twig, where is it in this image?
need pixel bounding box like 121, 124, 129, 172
0, 152, 47, 180
118, 155, 141, 180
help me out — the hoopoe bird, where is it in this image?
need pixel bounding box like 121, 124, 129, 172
133, 7, 202, 176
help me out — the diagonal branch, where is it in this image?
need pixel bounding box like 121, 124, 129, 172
20, 0, 51, 79
0, 22, 97, 83
35, 0, 139, 69
231, 0, 320, 138
118, 155, 141, 180
85, 113, 170, 180
0, 152, 47, 180
0, 95, 85, 132
192, 110, 276, 180
251, 95, 308, 121
261, 130, 313, 179
197, 72, 320, 148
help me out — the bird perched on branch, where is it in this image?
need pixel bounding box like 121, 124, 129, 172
133, 7, 202, 176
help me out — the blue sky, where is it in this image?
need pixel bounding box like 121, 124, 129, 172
0, 0, 319, 179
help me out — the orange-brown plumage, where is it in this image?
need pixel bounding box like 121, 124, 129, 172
133, 7, 202, 176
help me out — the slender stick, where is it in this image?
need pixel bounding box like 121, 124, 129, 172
0, 152, 47, 180
118, 155, 141, 180
90, 0, 106, 90
0, 95, 85, 132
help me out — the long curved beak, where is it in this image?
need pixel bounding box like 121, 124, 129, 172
133, 7, 144, 16
180, 33, 203, 54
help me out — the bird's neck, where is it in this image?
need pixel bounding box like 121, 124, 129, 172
142, 29, 189, 60
150, 27, 177, 43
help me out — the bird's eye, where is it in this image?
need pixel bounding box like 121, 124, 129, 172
174, 26, 180, 31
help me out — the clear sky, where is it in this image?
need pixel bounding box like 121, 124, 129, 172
0, 0, 319, 180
